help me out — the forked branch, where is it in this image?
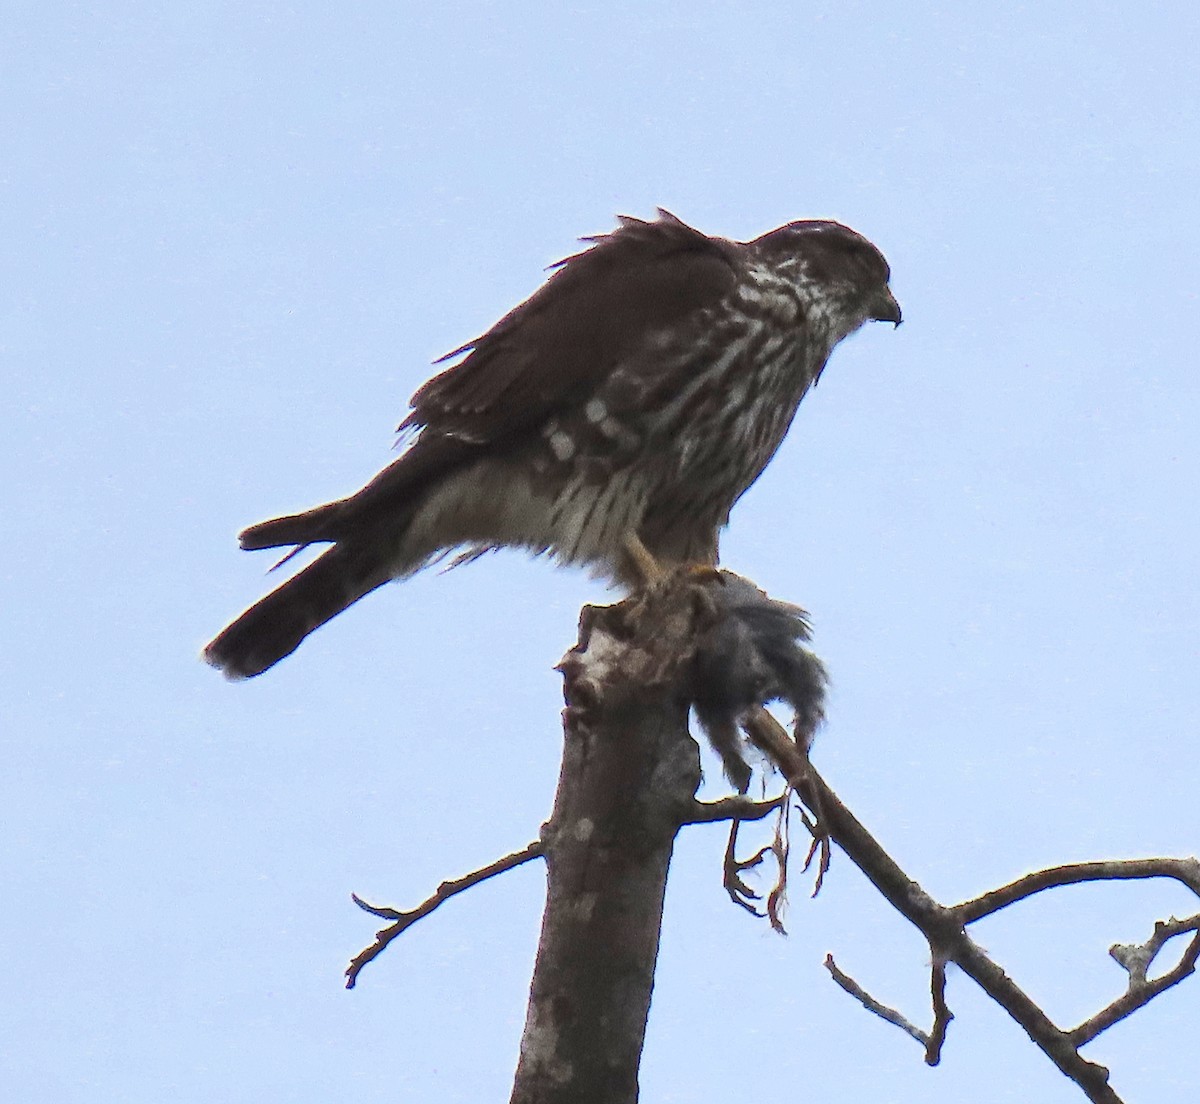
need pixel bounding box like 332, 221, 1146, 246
742, 709, 1198, 1104
346, 840, 544, 988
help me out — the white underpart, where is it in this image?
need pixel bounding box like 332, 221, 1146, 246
397, 459, 556, 574
396, 453, 651, 579
551, 468, 648, 566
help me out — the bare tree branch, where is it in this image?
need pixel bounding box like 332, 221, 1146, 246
824, 953, 931, 1047
345, 840, 544, 988
958, 858, 1200, 923
1071, 914, 1200, 1045
509, 582, 709, 1104
742, 709, 1126, 1103
927, 956, 953, 1065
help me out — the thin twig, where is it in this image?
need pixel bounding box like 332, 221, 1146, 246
346, 840, 544, 988
824, 954, 930, 1047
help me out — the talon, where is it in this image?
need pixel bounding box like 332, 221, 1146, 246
723, 817, 772, 913
621, 533, 724, 591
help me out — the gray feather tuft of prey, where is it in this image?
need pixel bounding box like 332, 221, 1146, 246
689, 573, 828, 792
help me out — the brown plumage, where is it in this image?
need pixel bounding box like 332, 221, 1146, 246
205, 210, 900, 678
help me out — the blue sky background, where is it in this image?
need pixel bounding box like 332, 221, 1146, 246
4, 3, 1199, 1101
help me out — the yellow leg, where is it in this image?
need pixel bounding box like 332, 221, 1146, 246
622, 533, 666, 587
622, 533, 725, 590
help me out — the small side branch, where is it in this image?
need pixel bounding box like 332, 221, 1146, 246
954, 859, 1200, 1045
683, 794, 784, 824
927, 957, 953, 1065
346, 840, 544, 988
822, 950, 953, 1066
1071, 913, 1200, 1046
825, 954, 930, 1048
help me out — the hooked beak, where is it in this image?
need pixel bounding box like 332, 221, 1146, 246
870, 287, 902, 328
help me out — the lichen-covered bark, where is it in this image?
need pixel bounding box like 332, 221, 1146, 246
509, 589, 704, 1104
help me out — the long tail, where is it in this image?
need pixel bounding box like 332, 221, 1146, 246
206, 436, 478, 677
204, 543, 392, 679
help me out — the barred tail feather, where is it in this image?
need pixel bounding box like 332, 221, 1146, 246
204, 544, 392, 679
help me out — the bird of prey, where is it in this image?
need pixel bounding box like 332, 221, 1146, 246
205, 210, 900, 679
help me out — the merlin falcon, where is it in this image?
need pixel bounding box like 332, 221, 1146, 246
206, 210, 900, 678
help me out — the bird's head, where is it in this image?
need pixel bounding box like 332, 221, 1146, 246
750, 220, 901, 338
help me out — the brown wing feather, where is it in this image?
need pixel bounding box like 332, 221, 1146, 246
401, 210, 740, 444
